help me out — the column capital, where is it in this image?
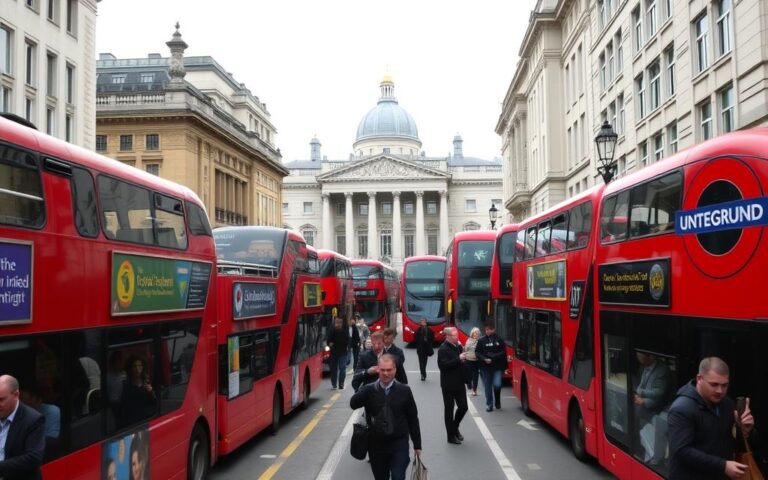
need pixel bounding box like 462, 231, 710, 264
439, 189, 448, 197
415, 190, 424, 198
345, 192, 354, 199
321, 192, 330, 199
392, 191, 401, 198
368, 191, 377, 200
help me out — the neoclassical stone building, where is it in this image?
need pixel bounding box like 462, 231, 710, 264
283, 77, 503, 269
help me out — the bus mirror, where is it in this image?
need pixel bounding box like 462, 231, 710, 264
447, 298, 453, 314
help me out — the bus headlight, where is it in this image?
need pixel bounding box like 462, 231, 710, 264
324, 346, 330, 352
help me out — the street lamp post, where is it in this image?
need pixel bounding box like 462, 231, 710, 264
489, 203, 498, 230
595, 120, 619, 184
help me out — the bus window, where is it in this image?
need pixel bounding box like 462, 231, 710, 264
601, 191, 629, 243
186, 201, 212, 236
629, 171, 682, 238
525, 227, 537, 259
159, 321, 200, 415
550, 213, 568, 254
98, 176, 154, 244
567, 202, 592, 250
0, 145, 44, 228
515, 229, 526, 262
154, 193, 187, 249
536, 220, 551, 257
71, 167, 99, 238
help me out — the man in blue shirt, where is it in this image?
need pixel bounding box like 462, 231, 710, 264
0, 375, 45, 480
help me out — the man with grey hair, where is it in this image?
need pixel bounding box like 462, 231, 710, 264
0, 375, 45, 480
668, 357, 756, 479
438, 326, 468, 444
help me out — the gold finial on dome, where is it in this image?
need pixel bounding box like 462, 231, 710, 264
381, 74, 394, 84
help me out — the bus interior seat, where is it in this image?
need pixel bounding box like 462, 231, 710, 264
85, 388, 101, 415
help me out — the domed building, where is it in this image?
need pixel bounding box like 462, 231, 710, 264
282, 77, 503, 268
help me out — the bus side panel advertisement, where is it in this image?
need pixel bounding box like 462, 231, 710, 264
304, 283, 321, 308
111, 253, 212, 316
227, 336, 240, 399
0, 240, 33, 325
102, 425, 149, 480
233, 282, 276, 319
598, 259, 670, 307
526, 260, 566, 300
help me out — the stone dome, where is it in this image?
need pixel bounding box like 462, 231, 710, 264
355, 77, 420, 142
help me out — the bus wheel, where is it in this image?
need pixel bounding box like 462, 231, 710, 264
301, 374, 310, 410
187, 423, 209, 480
520, 377, 532, 417
270, 388, 283, 435
569, 407, 588, 461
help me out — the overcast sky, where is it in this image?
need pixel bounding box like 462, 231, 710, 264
96, 0, 537, 163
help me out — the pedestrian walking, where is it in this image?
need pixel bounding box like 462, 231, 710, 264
0, 375, 45, 480
437, 327, 468, 444
347, 316, 362, 371
668, 357, 756, 480
382, 328, 408, 384
350, 354, 422, 480
464, 327, 481, 395
475, 322, 506, 412
356, 314, 371, 351
414, 319, 435, 381
353, 331, 385, 391
326, 317, 350, 389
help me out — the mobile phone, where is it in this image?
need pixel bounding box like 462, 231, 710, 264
736, 396, 746, 417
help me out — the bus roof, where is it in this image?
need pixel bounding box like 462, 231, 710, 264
518, 183, 605, 229
496, 223, 519, 235
451, 230, 497, 243
316, 249, 351, 262
403, 255, 446, 265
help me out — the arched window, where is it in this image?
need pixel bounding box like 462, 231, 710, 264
463, 221, 481, 231
300, 223, 317, 247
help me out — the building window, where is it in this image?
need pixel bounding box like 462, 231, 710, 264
664, 0, 673, 19
336, 235, 346, 256
65, 63, 74, 104
145, 134, 160, 151
0, 26, 11, 75
606, 41, 614, 85
47, 0, 58, 22
598, 0, 607, 29
403, 202, 414, 215
336, 202, 345, 216
383, 147, 390, 154
25, 40, 36, 86
64, 114, 72, 141
646, 0, 657, 37
667, 123, 678, 154
96, 134, 107, 151
303, 201, 313, 214
282, 202, 288, 214
46, 52, 57, 97
665, 45, 675, 98
635, 74, 646, 120
302, 230, 315, 247
639, 141, 649, 168
381, 202, 392, 215
380, 230, 392, 257
720, 84, 734, 133
633, 6, 643, 52
66, 0, 77, 34
25, 97, 33, 122
694, 12, 709, 73
700, 100, 713, 140
618, 93, 625, 135
465, 199, 477, 213
358, 234, 368, 258
359, 203, 368, 216
716, 0, 731, 57
426, 201, 437, 215
427, 234, 438, 256
45, 107, 54, 135
0, 86, 11, 113
617, 155, 627, 178
615, 28, 623, 72
599, 53, 607, 91
404, 233, 414, 258
140, 73, 154, 83
145, 164, 159, 176
111, 74, 126, 84
653, 132, 664, 161
119, 135, 133, 151
648, 59, 661, 111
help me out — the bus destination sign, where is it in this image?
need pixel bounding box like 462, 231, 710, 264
598, 259, 670, 307
111, 253, 212, 315
233, 282, 276, 319
0, 240, 33, 325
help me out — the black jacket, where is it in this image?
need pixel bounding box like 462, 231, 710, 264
415, 326, 435, 356
326, 327, 350, 357
383, 344, 408, 384
0, 402, 45, 480
475, 333, 507, 371
350, 381, 421, 449
353, 349, 381, 390
437, 341, 466, 391
347, 324, 361, 351
668, 380, 747, 480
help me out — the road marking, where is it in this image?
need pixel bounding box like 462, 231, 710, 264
259, 454, 277, 459
516, 419, 539, 431
467, 395, 523, 480
526, 463, 542, 470
316, 408, 363, 480
258, 392, 342, 480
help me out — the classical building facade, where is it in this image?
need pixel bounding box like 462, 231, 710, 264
0, 0, 99, 147
497, 0, 768, 221
283, 77, 503, 268
95, 25, 287, 228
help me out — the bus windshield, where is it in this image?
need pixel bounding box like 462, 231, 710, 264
356, 300, 384, 325
213, 229, 286, 267
352, 265, 382, 279
319, 258, 335, 277
404, 260, 445, 325
498, 233, 519, 267
457, 241, 493, 267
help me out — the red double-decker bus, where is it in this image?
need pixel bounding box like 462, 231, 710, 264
489, 224, 520, 378
317, 249, 354, 370
510, 185, 604, 462
351, 260, 398, 332
400, 255, 446, 344
444, 230, 496, 343
0, 114, 217, 479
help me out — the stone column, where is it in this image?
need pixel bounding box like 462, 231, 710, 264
392, 191, 402, 264
440, 189, 449, 255
367, 192, 378, 259
415, 190, 425, 256
321, 193, 331, 249
345, 193, 354, 257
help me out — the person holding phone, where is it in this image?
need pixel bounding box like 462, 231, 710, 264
119, 355, 157, 426
668, 357, 756, 480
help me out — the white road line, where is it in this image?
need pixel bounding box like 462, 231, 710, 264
316, 408, 363, 480
467, 395, 523, 480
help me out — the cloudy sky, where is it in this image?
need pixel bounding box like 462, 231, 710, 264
96, 0, 538, 163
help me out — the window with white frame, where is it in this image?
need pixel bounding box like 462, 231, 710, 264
577, 44, 584, 95
617, 155, 627, 177
336, 202, 345, 216
46, 52, 57, 98
665, 44, 675, 98
0, 86, 9, 114
282, 202, 288, 214
1, 26, 11, 75
720, 84, 734, 133
358, 234, 368, 257
615, 28, 624, 72
403, 201, 414, 215
303, 201, 313, 214
463, 221, 480, 231
404, 232, 414, 258
381, 202, 392, 215
336, 235, 346, 256
633, 6, 643, 52
46, 107, 54, 135
646, 0, 657, 38
694, 12, 709, 73
700, 100, 713, 140
111, 74, 126, 84
140, 73, 154, 83
565, 64, 571, 104
667, 123, 678, 153
465, 199, 477, 213
636, 73, 646, 120
380, 230, 392, 257
599, 53, 607, 91
653, 132, 664, 161
649, 59, 661, 111
607, 41, 614, 84
302, 229, 315, 247
599, 0, 607, 30
359, 203, 368, 216
427, 234, 438, 256
609, 102, 617, 135
65, 63, 74, 104
664, 0, 673, 20
25, 40, 36, 86
618, 93, 625, 135
426, 201, 437, 215
65, 113, 72, 142
716, 0, 731, 57
639, 141, 649, 167
25, 97, 33, 122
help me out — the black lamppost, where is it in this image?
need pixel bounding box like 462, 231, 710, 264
489, 203, 498, 230
595, 120, 619, 184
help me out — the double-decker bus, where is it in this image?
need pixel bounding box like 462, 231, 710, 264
213, 226, 324, 455
351, 260, 398, 332
590, 129, 768, 479
510, 185, 604, 462
400, 255, 446, 344
0, 114, 217, 479
317, 249, 354, 370
489, 224, 520, 378
444, 230, 496, 343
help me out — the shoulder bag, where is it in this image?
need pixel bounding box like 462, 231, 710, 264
410, 455, 428, 480
735, 428, 765, 480
350, 415, 369, 460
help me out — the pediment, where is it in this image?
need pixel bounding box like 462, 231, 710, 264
317, 155, 450, 183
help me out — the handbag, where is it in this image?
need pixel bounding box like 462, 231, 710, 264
735, 428, 765, 480
410, 455, 428, 480
350, 419, 369, 460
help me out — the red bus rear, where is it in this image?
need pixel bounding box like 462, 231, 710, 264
317, 249, 354, 370
400, 256, 446, 344
212, 226, 324, 455
490, 224, 520, 379
444, 230, 496, 343
0, 114, 217, 479
351, 260, 398, 332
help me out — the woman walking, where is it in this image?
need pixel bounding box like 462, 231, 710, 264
464, 327, 481, 395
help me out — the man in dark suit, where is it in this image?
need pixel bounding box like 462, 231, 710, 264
437, 327, 468, 445
0, 375, 45, 480
352, 331, 385, 391
382, 328, 408, 384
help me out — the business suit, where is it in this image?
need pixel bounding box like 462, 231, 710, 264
383, 344, 408, 384
0, 402, 45, 480
414, 326, 435, 380
353, 349, 381, 391
437, 341, 468, 442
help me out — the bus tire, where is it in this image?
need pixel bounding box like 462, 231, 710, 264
301, 372, 311, 410
270, 388, 283, 435
569, 406, 588, 461
187, 423, 210, 480
520, 376, 532, 417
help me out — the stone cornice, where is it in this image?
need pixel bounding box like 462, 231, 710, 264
316, 154, 451, 183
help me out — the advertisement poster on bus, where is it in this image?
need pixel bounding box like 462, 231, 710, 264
0, 240, 32, 325
102, 425, 150, 480
526, 260, 566, 300
304, 283, 321, 308
233, 282, 276, 319
111, 253, 212, 316
227, 336, 240, 399
598, 259, 670, 307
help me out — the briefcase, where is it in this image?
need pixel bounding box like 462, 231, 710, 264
350, 421, 369, 460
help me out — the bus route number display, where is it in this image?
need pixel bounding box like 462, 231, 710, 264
0, 240, 33, 325
598, 259, 670, 307
111, 252, 212, 316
